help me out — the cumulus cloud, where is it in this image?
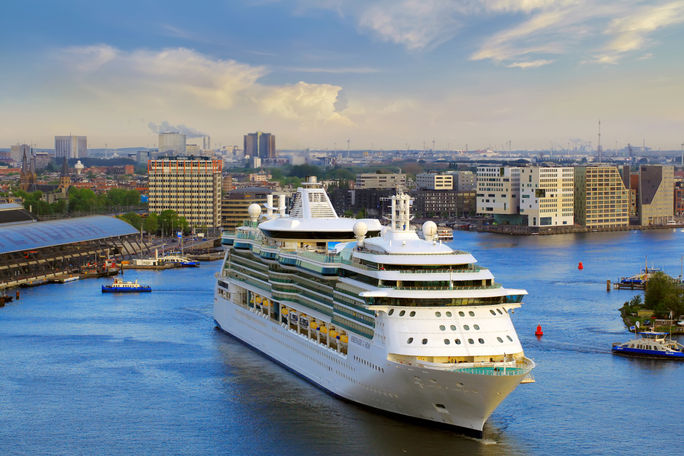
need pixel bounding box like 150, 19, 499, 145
506, 59, 554, 68
55, 45, 350, 124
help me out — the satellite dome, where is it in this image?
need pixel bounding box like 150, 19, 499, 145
353, 221, 368, 238
422, 221, 437, 239
248, 203, 262, 221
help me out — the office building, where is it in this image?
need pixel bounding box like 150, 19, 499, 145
221, 187, 272, 231
413, 189, 476, 218
519, 167, 574, 227
148, 156, 222, 229
574, 166, 629, 228
453, 170, 476, 192
639, 165, 674, 225
244, 132, 276, 160
675, 182, 684, 216
55, 136, 87, 159
476, 167, 521, 222
416, 173, 453, 190
158, 132, 186, 156
355, 173, 406, 190
10, 144, 30, 164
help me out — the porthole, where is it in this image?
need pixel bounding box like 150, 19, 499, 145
497, 308, 503, 314
507, 335, 513, 341
497, 337, 503, 343
463, 324, 470, 330
435, 311, 441, 317
455, 339, 461, 344
490, 309, 496, 316
469, 311, 475, 317
399, 310, 406, 316
388, 309, 394, 315
458, 311, 465, 317
422, 338, 428, 345
474, 324, 480, 330
444, 339, 450, 345
468, 338, 474, 344
439, 325, 446, 331
478, 338, 485, 344
407, 337, 414, 344
450, 324, 457, 330
446, 311, 452, 317
410, 311, 416, 317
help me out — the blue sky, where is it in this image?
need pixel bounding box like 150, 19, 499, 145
1, 0, 683, 150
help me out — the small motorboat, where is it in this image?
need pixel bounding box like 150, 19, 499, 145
612, 331, 684, 360
101, 278, 152, 293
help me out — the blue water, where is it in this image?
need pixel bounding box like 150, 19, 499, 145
1, 230, 683, 455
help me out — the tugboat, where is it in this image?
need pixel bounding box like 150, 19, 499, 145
612, 331, 684, 360
101, 278, 152, 293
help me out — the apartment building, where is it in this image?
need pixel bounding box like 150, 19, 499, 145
574, 166, 629, 228
519, 167, 574, 227
222, 187, 272, 230
639, 165, 674, 225
148, 156, 223, 229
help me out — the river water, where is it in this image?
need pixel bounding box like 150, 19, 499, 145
1, 230, 683, 455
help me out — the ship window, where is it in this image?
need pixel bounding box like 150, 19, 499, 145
497, 337, 503, 343
407, 337, 414, 344
422, 338, 428, 345
410, 311, 416, 317
497, 308, 503, 314
468, 339, 474, 344
435, 311, 441, 317
399, 310, 406, 316
459, 311, 465, 317
469, 311, 475, 317
455, 339, 461, 344
507, 335, 513, 342
388, 309, 394, 315
439, 325, 445, 331
444, 339, 450, 345
463, 325, 470, 330
450, 325, 457, 331
474, 324, 480, 330
478, 338, 485, 344
490, 310, 496, 316
446, 311, 452, 317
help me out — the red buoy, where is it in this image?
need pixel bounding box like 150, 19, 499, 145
578, 262, 584, 270
535, 324, 543, 336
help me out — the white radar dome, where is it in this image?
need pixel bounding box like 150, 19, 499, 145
353, 221, 368, 238
422, 221, 437, 239
248, 203, 262, 221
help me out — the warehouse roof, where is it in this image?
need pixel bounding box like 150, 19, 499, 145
0, 215, 138, 255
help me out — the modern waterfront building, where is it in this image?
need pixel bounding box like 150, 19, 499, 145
675, 181, 684, 216
55, 135, 87, 159
416, 173, 453, 190
158, 132, 186, 156
244, 132, 276, 160
147, 156, 223, 229
355, 173, 406, 190
221, 187, 272, 231
476, 167, 521, 223
519, 167, 574, 227
639, 165, 674, 225
574, 166, 629, 228
413, 189, 476, 218
453, 170, 476, 192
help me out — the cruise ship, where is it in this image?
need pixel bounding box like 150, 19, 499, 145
214, 177, 534, 436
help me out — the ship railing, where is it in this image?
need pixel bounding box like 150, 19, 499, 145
383, 283, 502, 291
411, 358, 534, 376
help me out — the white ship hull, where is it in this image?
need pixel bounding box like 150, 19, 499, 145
214, 293, 529, 435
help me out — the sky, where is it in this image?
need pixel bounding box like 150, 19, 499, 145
1, 0, 684, 151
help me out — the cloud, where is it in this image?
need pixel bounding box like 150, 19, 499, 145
283, 66, 380, 74
506, 59, 554, 68
55, 45, 350, 124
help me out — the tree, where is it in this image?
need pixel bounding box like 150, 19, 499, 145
645, 271, 684, 318
118, 212, 142, 230
144, 213, 159, 234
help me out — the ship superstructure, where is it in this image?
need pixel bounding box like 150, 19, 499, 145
214, 176, 534, 435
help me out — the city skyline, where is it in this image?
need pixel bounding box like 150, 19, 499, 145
2, 0, 684, 150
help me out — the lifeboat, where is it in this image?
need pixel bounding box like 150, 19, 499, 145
320, 326, 328, 334
340, 334, 349, 344
282, 307, 289, 316
256, 296, 263, 304
329, 330, 338, 339
310, 321, 318, 330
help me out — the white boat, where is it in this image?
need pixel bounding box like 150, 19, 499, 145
612, 331, 684, 360
214, 176, 534, 436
